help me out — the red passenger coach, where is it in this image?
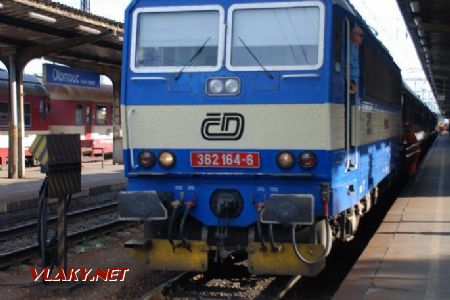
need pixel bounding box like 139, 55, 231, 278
0, 70, 50, 166
45, 83, 114, 156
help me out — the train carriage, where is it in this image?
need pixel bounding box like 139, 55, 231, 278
45, 83, 114, 155
0, 69, 115, 166
119, 0, 436, 275
0, 70, 50, 166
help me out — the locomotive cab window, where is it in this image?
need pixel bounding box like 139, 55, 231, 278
226, 2, 325, 71
131, 5, 225, 73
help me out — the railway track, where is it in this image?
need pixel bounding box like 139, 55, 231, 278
0, 201, 128, 269
0, 201, 118, 242
140, 266, 302, 300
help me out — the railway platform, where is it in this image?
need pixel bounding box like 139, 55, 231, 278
0, 160, 125, 214
335, 133, 450, 300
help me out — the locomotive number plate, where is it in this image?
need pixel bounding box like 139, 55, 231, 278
190, 152, 260, 168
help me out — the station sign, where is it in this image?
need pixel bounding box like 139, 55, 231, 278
43, 64, 100, 88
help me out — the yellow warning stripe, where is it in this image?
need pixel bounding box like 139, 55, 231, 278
30, 135, 48, 165
30, 135, 44, 154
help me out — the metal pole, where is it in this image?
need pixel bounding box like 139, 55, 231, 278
17, 68, 25, 178
7, 54, 18, 179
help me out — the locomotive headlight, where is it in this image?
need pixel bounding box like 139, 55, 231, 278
138, 151, 156, 168
225, 78, 240, 94
158, 151, 176, 168
207, 79, 224, 94
206, 78, 240, 96
277, 151, 295, 170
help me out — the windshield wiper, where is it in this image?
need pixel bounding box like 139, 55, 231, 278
174, 36, 212, 81
238, 36, 274, 79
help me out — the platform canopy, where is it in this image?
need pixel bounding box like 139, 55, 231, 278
397, 0, 450, 117
0, 0, 124, 179
0, 0, 123, 77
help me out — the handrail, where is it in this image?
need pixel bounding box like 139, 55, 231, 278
345, 18, 352, 172
406, 142, 421, 151
406, 150, 421, 158
127, 108, 137, 169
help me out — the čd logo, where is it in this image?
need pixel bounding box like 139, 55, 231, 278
201, 113, 244, 141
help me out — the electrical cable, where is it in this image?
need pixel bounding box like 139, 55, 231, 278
167, 203, 179, 252
178, 206, 192, 251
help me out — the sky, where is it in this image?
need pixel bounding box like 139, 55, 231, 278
54, 0, 131, 21
1, 0, 438, 112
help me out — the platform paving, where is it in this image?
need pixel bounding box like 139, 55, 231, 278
334, 133, 450, 300
0, 160, 126, 213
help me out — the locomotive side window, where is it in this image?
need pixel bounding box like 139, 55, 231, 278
75, 104, 83, 125
96, 105, 107, 125
131, 5, 224, 73
227, 2, 325, 71
363, 47, 401, 108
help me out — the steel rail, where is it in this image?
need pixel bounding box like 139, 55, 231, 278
0, 202, 118, 241
0, 213, 128, 269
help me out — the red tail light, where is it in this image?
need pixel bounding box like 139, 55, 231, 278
299, 151, 317, 169
138, 151, 156, 168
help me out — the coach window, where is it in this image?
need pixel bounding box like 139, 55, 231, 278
227, 2, 324, 71
24, 104, 31, 128
39, 99, 46, 121
131, 5, 224, 73
0, 102, 7, 127
85, 105, 91, 124
96, 105, 107, 125
75, 104, 83, 125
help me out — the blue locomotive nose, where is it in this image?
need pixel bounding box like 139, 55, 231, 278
210, 190, 244, 218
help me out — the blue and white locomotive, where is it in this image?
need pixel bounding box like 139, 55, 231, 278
119, 0, 433, 275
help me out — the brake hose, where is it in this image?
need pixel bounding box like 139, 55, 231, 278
291, 219, 332, 265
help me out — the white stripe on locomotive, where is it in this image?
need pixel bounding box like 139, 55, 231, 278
121, 103, 402, 150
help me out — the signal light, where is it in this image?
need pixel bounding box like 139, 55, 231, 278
158, 151, 176, 168
277, 151, 295, 170
299, 151, 317, 169
138, 151, 156, 168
